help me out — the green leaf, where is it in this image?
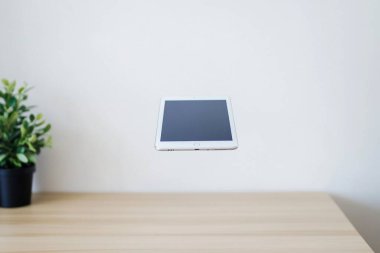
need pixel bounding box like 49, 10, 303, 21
29, 134, 37, 143
27, 154, 37, 163
4, 80, 16, 93
36, 120, 45, 127
7, 97, 16, 108
29, 114, 35, 122
19, 83, 29, 94
17, 146, 25, 153
42, 124, 51, 133
7, 111, 19, 126
22, 120, 28, 129
24, 84, 34, 93
27, 142, 36, 152
1, 79, 10, 87
9, 81, 16, 93
10, 157, 22, 167
36, 113, 43, 120
16, 153, 28, 163
19, 105, 30, 113
44, 135, 52, 147
0, 154, 7, 163
21, 124, 27, 138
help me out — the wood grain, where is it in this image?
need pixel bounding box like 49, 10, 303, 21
0, 193, 373, 252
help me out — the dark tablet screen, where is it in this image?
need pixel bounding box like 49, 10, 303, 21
161, 100, 232, 141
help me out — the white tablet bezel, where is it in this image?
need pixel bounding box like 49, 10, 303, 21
155, 97, 238, 151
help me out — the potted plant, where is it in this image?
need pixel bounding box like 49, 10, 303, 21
0, 79, 51, 208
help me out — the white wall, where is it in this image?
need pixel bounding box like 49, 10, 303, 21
0, 0, 379, 251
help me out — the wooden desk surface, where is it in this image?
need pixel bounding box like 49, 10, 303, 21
0, 193, 373, 253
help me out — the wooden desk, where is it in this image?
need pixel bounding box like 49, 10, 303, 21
0, 193, 373, 252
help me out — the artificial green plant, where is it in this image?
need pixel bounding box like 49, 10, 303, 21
0, 79, 52, 169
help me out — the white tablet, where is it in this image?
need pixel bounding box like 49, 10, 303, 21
155, 97, 238, 151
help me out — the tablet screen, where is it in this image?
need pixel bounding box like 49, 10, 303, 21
160, 100, 233, 141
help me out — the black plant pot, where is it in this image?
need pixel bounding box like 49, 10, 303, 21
0, 165, 35, 208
